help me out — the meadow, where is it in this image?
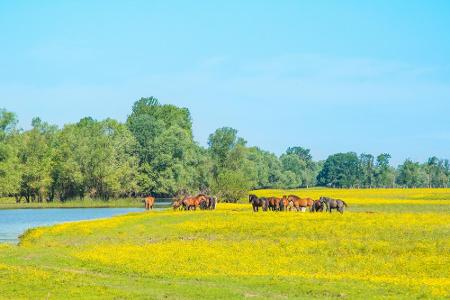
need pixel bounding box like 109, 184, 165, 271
0, 188, 449, 299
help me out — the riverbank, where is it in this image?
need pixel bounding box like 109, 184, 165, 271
0, 207, 145, 243
0, 188, 448, 299
0, 197, 155, 209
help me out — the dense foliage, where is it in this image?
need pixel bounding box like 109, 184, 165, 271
0, 100, 448, 202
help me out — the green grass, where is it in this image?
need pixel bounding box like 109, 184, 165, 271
0, 188, 449, 299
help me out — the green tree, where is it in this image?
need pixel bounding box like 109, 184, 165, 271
208, 127, 252, 202
127, 97, 200, 196
423, 157, 449, 188
396, 159, 427, 188
317, 152, 362, 188
359, 153, 375, 188
374, 153, 395, 188
246, 147, 284, 189
51, 117, 138, 200
18, 118, 57, 202
0, 109, 21, 199
281, 146, 317, 188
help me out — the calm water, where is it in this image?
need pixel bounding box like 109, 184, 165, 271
0, 208, 147, 243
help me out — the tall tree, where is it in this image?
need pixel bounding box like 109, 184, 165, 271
0, 109, 21, 199
359, 153, 375, 188
127, 97, 200, 196
396, 159, 427, 188
281, 146, 317, 188
17, 118, 57, 202
317, 152, 362, 188
208, 127, 252, 202
374, 153, 395, 187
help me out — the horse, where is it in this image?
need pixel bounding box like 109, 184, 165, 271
182, 194, 209, 211
279, 196, 289, 211
304, 197, 315, 212
249, 194, 268, 212
144, 196, 155, 210
199, 195, 210, 210
311, 199, 324, 212
207, 196, 217, 210
319, 197, 348, 214
267, 197, 281, 211
286, 195, 313, 212
172, 199, 183, 211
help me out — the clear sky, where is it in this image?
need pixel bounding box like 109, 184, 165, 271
1, 1, 449, 165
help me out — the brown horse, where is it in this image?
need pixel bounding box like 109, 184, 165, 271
279, 196, 289, 211
145, 196, 155, 210
267, 197, 282, 211
304, 198, 315, 212
182, 194, 209, 211
287, 195, 313, 212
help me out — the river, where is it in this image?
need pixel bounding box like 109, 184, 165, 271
0, 207, 157, 243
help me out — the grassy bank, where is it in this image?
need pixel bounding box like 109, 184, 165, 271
0, 188, 449, 299
0, 197, 147, 209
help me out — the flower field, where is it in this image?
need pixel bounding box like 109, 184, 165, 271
0, 188, 449, 299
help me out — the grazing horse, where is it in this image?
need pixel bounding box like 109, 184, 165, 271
286, 195, 313, 212
267, 197, 282, 211
304, 198, 315, 212
311, 200, 324, 212
182, 194, 209, 211
320, 197, 348, 214
281, 196, 290, 211
249, 194, 268, 212
279, 196, 289, 211
144, 196, 155, 210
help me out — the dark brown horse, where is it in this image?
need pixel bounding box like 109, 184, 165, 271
144, 196, 155, 210
249, 194, 268, 212
207, 196, 217, 210
311, 199, 324, 212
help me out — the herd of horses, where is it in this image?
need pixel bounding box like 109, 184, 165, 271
145, 194, 217, 211
249, 194, 348, 214
144, 194, 348, 214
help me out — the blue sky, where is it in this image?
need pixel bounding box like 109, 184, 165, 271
1, 1, 449, 165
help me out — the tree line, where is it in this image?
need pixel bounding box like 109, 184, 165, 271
0, 97, 448, 202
